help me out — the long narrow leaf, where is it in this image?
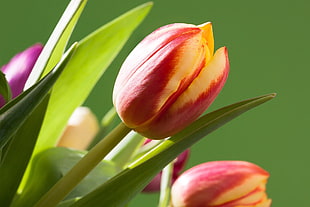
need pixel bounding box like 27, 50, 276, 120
24, 0, 88, 89
0, 96, 49, 206
72, 93, 276, 207
33, 2, 153, 156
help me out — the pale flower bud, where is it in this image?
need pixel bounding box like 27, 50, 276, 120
57, 107, 99, 150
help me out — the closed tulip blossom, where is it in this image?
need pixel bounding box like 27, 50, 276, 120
0, 43, 43, 107
113, 22, 229, 139
143, 139, 190, 192
170, 161, 272, 207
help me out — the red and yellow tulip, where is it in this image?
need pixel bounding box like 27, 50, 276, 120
113, 22, 229, 139
170, 161, 271, 207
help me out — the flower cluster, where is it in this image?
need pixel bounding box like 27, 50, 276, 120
0, 1, 275, 206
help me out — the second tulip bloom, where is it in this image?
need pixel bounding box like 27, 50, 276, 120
170, 161, 271, 207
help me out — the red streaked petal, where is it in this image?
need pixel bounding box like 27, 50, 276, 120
113, 23, 200, 98
215, 183, 269, 207
134, 47, 229, 138
114, 30, 205, 129
171, 46, 229, 113
211, 176, 268, 205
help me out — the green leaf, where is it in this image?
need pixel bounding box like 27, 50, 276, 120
24, 0, 88, 89
57, 198, 80, 207
0, 71, 12, 102
0, 96, 49, 206
12, 147, 119, 207
33, 2, 153, 156
72, 93, 276, 207
0, 44, 77, 205
0, 44, 77, 150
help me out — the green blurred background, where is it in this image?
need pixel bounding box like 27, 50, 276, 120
0, 0, 309, 206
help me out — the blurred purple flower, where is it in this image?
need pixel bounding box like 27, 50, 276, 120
142, 139, 190, 193
0, 43, 43, 107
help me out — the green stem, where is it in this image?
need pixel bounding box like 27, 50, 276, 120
105, 131, 145, 169
100, 107, 117, 127
34, 122, 131, 207
158, 162, 174, 207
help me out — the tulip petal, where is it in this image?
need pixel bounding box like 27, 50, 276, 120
113, 23, 200, 90
218, 183, 270, 207
199, 22, 214, 57
135, 47, 229, 138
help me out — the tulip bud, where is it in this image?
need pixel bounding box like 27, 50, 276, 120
113, 22, 229, 139
0, 43, 43, 107
57, 107, 99, 150
170, 161, 271, 207
143, 139, 190, 192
